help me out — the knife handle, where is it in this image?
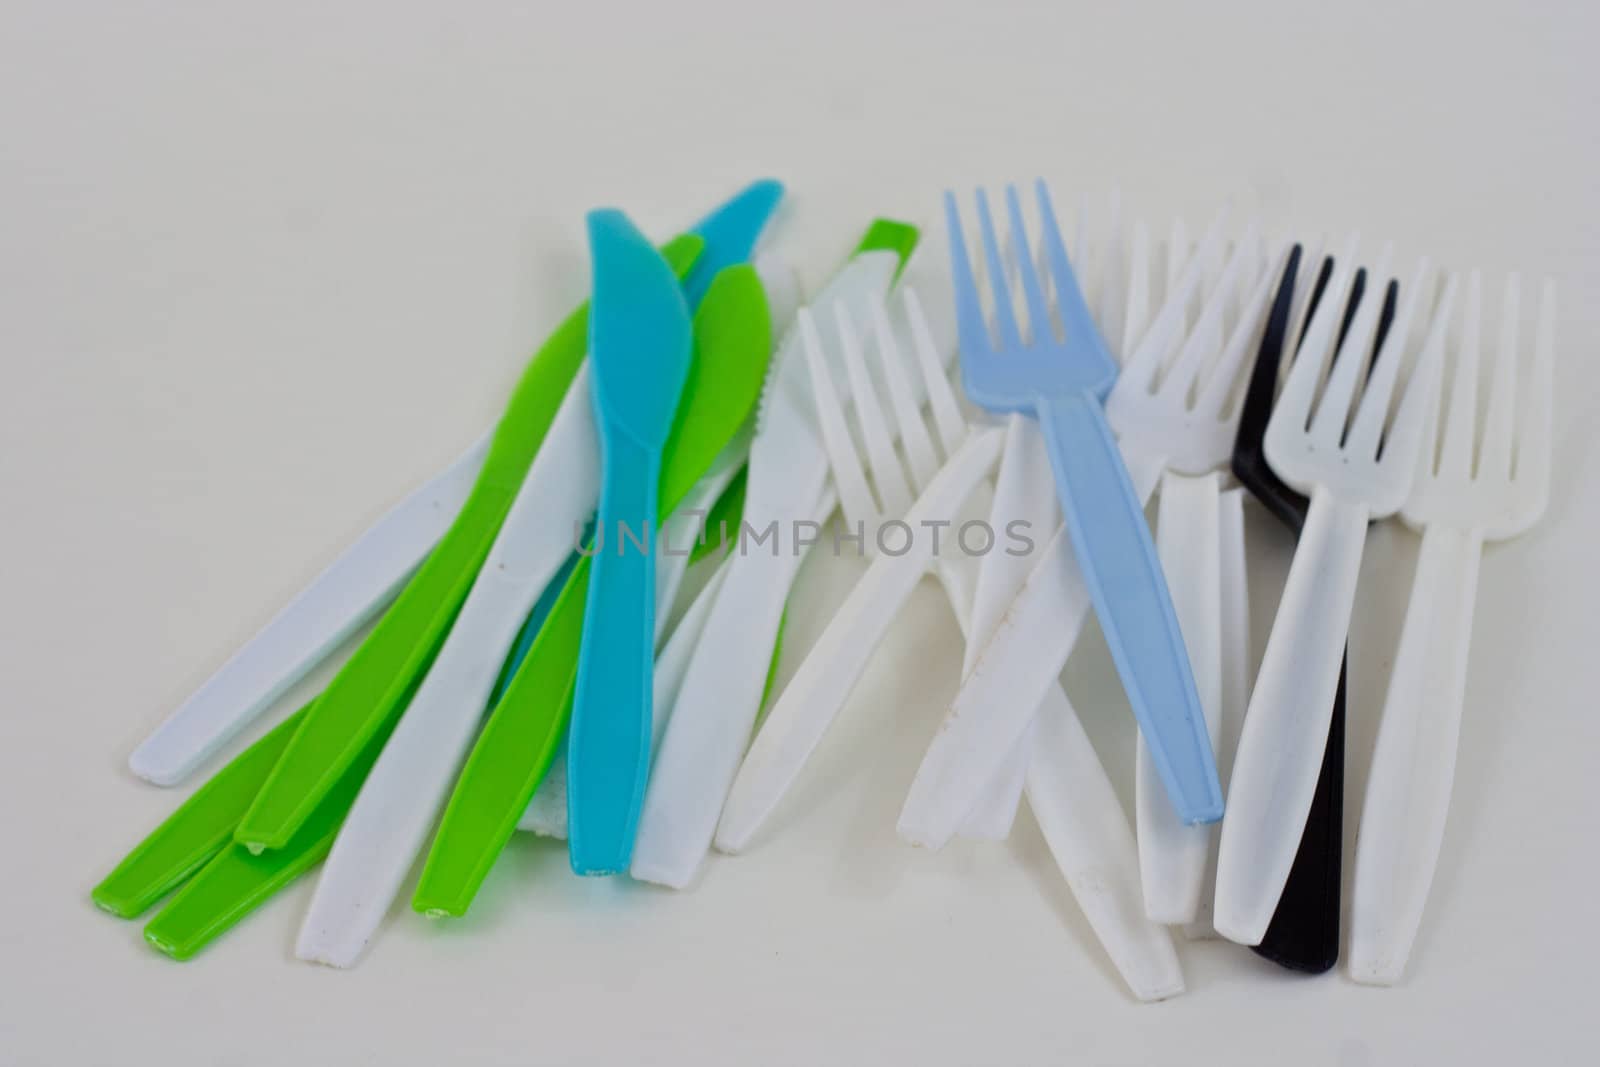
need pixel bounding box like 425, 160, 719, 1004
143, 702, 399, 960
520, 554, 734, 838
1035, 390, 1223, 825
128, 434, 489, 786
94, 704, 309, 919
413, 563, 589, 917
568, 433, 661, 875
631, 523, 810, 889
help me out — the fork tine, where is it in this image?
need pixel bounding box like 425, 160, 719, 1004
903, 287, 968, 456
800, 308, 879, 531
1287, 239, 1329, 354
1196, 243, 1285, 416
1235, 245, 1306, 456
975, 189, 1024, 352
1346, 259, 1433, 458
870, 299, 940, 491
1030, 235, 1061, 344
1435, 272, 1483, 479
1365, 263, 1451, 468
1309, 245, 1395, 446
1121, 219, 1152, 357
1409, 279, 1444, 478
1035, 179, 1118, 367
1477, 274, 1521, 481
1161, 221, 1262, 406
1273, 235, 1359, 426
944, 191, 993, 360
1119, 213, 1228, 394
834, 303, 913, 516
1166, 218, 1189, 296
1006, 184, 1055, 347
1516, 280, 1556, 487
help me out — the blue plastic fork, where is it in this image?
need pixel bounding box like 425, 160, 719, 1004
945, 180, 1223, 824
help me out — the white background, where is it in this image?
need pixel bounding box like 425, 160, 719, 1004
2, 2, 1597, 1064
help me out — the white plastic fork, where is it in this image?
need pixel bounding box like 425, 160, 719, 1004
630, 248, 942, 890
1131, 218, 1264, 936
1214, 241, 1452, 947
1349, 274, 1554, 985
713, 287, 1184, 1002
712, 289, 1004, 852
1111, 224, 1279, 924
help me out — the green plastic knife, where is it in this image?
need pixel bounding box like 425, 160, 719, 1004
143, 690, 406, 959
92, 704, 310, 918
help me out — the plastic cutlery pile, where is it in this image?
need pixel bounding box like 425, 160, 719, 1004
93, 177, 1556, 999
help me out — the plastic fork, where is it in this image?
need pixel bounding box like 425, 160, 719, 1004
712, 288, 1184, 1001
1109, 216, 1268, 938
900, 201, 1240, 847
1350, 273, 1554, 985
1104, 220, 1279, 923
955, 195, 1126, 841
1231, 245, 1401, 970
710, 290, 1004, 851
626, 224, 920, 891
943, 181, 1221, 826
1213, 240, 1451, 946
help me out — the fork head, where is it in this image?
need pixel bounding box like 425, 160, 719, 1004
1403, 273, 1554, 540
946, 181, 1118, 415
799, 287, 971, 547
1106, 215, 1279, 474
1233, 245, 1400, 531
1263, 237, 1447, 518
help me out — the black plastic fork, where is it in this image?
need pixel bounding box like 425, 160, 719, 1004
1231, 246, 1397, 973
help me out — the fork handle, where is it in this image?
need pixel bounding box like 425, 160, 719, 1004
1034, 390, 1222, 825
1188, 486, 1256, 941
713, 428, 1005, 855
1136, 469, 1223, 923
1027, 685, 1186, 1002
629, 509, 815, 889
896, 452, 1163, 851
1349, 522, 1483, 984
1215, 486, 1370, 945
